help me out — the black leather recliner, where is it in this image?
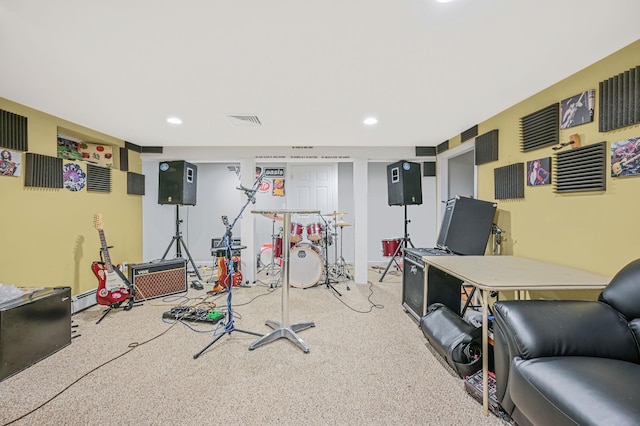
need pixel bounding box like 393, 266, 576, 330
493, 258, 640, 426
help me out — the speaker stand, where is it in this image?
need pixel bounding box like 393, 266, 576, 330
380, 205, 414, 282
162, 205, 202, 281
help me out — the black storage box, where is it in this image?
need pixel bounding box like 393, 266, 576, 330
419, 303, 482, 378
1, 287, 71, 381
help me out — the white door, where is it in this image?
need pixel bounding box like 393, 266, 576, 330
288, 164, 337, 214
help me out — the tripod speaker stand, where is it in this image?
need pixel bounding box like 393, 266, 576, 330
379, 205, 415, 282
162, 205, 202, 281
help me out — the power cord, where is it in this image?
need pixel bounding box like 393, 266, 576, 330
329, 280, 384, 313
3, 322, 180, 426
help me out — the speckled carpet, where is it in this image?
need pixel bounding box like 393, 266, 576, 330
0, 267, 506, 426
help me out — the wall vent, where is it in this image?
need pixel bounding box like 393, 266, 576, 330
599, 65, 640, 132
555, 142, 606, 193
475, 129, 499, 165
461, 125, 478, 142
141, 146, 163, 154
24, 153, 63, 188
226, 115, 262, 127
423, 161, 436, 176
0, 109, 28, 151
437, 140, 449, 154
415, 146, 437, 157
520, 103, 559, 152
87, 164, 111, 192
127, 172, 145, 195
494, 163, 524, 200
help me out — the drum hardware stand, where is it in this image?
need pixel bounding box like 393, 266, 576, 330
162, 205, 202, 281
258, 216, 282, 287
194, 173, 265, 359
332, 222, 352, 288
379, 205, 415, 282
317, 214, 342, 296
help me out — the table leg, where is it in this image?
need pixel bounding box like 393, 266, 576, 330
249, 212, 314, 353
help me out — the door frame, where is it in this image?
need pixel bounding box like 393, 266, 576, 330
436, 140, 477, 226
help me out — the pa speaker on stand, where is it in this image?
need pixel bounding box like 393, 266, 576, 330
158, 160, 202, 281
380, 160, 422, 281
158, 161, 198, 206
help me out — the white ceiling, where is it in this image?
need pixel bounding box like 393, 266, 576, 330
1, 0, 640, 151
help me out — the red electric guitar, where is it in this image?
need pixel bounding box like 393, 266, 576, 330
213, 216, 243, 292
91, 214, 134, 313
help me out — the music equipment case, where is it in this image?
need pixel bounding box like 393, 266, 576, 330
129, 259, 187, 302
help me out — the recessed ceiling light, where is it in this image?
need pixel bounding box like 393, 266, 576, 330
436, 0, 454, 2
363, 117, 378, 125
166, 117, 182, 125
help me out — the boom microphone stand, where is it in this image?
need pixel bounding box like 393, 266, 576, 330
194, 173, 265, 359
379, 205, 414, 282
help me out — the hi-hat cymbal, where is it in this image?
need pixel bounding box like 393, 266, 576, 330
323, 212, 347, 217
262, 213, 283, 221
336, 221, 352, 227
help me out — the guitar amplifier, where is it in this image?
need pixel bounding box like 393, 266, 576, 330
128, 259, 187, 302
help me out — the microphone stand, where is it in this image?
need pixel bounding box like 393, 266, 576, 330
194, 173, 265, 359
317, 214, 341, 296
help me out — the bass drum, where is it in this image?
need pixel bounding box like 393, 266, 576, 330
289, 243, 323, 288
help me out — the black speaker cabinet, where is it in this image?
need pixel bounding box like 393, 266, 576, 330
387, 160, 423, 206
437, 197, 497, 255
129, 259, 187, 302
158, 161, 198, 205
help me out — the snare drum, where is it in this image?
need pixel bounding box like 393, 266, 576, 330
289, 243, 323, 288
382, 238, 403, 257
290, 222, 304, 243
306, 222, 324, 242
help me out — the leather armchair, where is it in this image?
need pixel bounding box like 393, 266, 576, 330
492, 258, 640, 426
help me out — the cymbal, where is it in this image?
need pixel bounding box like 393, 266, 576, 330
336, 221, 352, 227
323, 212, 347, 217
262, 213, 283, 221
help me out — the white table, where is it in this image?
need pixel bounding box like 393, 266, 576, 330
421, 255, 610, 416
249, 209, 319, 353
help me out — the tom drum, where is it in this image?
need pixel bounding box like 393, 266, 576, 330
382, 238, 403, 257
306, 222, 324, 242
290, 222, 304, 243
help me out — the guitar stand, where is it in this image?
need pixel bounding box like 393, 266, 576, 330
162, 205, 202, 281
95, 296, 136, 325
380, 205, 414, 282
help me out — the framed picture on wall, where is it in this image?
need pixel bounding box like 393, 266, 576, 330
611, 137, 640, 177
560, 89, 595, 129
527, 157, 551, 186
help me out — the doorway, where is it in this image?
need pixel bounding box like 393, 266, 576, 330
436, 141, 477, 226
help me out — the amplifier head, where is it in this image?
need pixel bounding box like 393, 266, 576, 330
129, 259, 187, 302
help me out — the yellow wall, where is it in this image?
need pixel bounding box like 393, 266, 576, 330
0, 97, 143, 295
446, 39, 640, 289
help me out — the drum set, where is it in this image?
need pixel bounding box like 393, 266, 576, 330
259, 211, 351, 289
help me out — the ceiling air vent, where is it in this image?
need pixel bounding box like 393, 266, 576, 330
226, 115, 262, 127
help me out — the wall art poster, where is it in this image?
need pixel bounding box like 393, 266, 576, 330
611, 137, 640, 177
273, 178, 285, 196
63, 163, 87, 191
560, 89, 595, 129
0, 149, 21, 176
527, 157, 551, 186
57, 136, 114, 168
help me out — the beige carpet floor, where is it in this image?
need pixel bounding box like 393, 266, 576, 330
1, 266, 506, 426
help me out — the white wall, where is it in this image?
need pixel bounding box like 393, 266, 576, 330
142, 159, 438, 271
